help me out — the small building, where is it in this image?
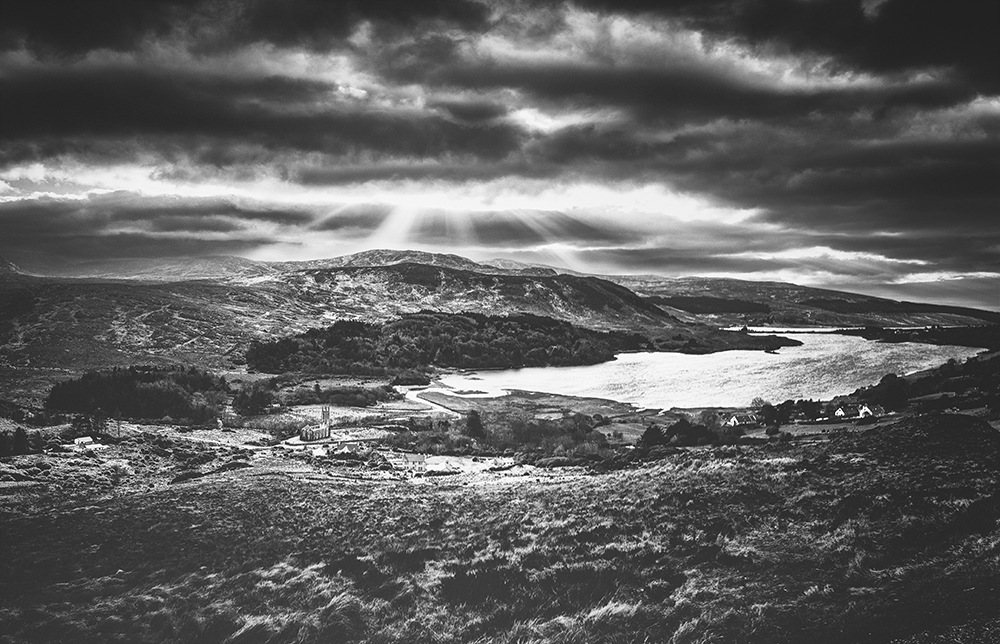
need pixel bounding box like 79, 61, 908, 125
334, 441, 366, 455
72, 436, 106, 451
858, 403, 885, 418
835, 404, 861, 418
724, 413, 759, 428
384, 452, 427, 473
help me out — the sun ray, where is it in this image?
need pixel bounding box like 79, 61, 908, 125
366, 204, 422, 250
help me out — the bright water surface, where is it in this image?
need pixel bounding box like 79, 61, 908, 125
438, 333, 983, 409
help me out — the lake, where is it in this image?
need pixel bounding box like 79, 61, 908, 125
438, 333, 983, 409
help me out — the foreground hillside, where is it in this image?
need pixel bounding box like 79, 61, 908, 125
2, 413, 998, 643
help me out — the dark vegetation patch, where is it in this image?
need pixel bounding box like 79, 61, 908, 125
246, 311, 652, 374
281, 382, 401, 408
837, 412, 1000, 465
45, 366, 229, 424
382, 410, 612, 459
647, 295, 771, 314
852, 352, 1000, 414
230, 377, 402, 416
390, 370, 431, 386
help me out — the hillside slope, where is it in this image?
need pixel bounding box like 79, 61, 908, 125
13, 249, 999, 328
289, 263, 675, 329
1, 250, 994, 379
612, 275, 1000, 327
0, 261, 698, 375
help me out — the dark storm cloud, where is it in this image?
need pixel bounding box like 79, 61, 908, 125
311, 206, 644, 245
0, 0, 490, 56
0, 193, 314, 258
233, 0, 490, 50
423, 58, 977, 124
469, 210, 638, 245
428, 99, 509, 122
0, 68, 524, 162
648, 127, 1000, 234
312, 204, 395, 231
566, 246, 793, 275
814, 232, 1000, 274
1, 0, 996, 305
0, 0, 208, 56
567, 0, 999, 91
111, 205, 315, 232
844, 277, 1000, 311
0, 194, 292, 267
406, 210, 644, 246
2, 232, 274, 263
572, 246, 912, 281
294, 160, 558, 185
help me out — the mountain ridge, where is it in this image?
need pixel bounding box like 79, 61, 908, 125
0, 255, 24, 276
10, 248, 997, 318
0, 249, 995, 382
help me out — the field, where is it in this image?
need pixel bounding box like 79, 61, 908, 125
2, 412, 999, 643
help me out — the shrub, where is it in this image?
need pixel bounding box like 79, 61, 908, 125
233, 382, 279, 416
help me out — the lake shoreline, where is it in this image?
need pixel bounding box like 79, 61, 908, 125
437, 333, 982, 410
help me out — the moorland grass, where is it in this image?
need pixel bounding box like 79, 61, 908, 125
1, 413, 998, 643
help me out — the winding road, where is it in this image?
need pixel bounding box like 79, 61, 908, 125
400, 386, 463, 418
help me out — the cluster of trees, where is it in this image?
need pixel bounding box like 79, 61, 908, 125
489, 412, 608, 455
0, 428, 37, 456
855, 373, 911, 411
231, 381, 279, 417
246, 312, 652, 374
231, 380, 403, 416
749, 397, 827, 425
383, 410, 609, 458
45, 366, 229, 424
639, 417, 744, 448
0, 417, 102, 456
870, 355, 998, 413
0, 400, 67, 427
283, 384, 401, 407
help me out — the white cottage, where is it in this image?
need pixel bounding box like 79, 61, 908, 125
384, 452, 427, 473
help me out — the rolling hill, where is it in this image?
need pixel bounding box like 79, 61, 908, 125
0, 250, 995, 393
0, 253, 704, 382
613, 275, 1000, 327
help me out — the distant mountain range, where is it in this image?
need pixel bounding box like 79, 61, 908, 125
0, 250, 996, 378
614, 275, 1000, 328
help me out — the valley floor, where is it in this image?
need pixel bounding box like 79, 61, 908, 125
2, 412, 999, 644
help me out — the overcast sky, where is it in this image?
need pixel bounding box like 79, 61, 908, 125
1, 0, 997, 308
